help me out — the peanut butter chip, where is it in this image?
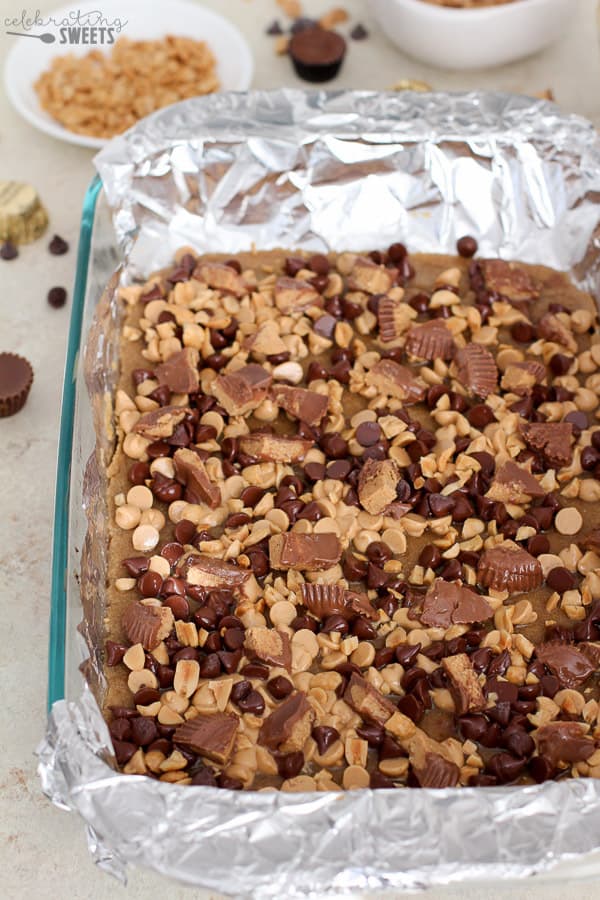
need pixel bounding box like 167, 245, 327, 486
555, 507, 583, 536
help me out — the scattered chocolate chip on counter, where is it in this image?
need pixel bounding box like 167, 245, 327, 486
350, 24, 369, 41
47, 286, 67, 308
103, 244, 600, 792
0, 240, 18, 260
48, 234, 69, 255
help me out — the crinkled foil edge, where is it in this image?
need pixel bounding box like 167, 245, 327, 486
39, 90, 600, 894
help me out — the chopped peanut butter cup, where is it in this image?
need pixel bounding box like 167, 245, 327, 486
183, 554, 259, 601
238, 432, 313, 463
350, 256, 396, 294
175, 712, 239, 764
365, 358, 426, 403
122, 601, 174, 651
133, 405, 190, 440
535, 722, 595, 767
271, 384, 328, 426
500, 360, 546, 396
537, 312, 577, 352
454, 344, 498, 397
173, 447, 221, 508
535, 643, 595, 689
377, 296, 408, 343
274, 277, 322, 313
521, 421, 574, 468
477, 542, 542, 593
413, 753, 460, 789
244, 626, 292, 670
156, 347, 199, 394
421, 579, 492, 629
212, 364, 272, 416
344, 673, 396, 726
404, 319, 455, 361
301, 582, 377, 621
358, 457, 401, 516
442, 653, 486, 715
269, 532, 342, 571
259, 692, 314, 752
486, 460, 545, 504
479, 259, 539, 302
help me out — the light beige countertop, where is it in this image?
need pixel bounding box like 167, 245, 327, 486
2, 0, 600, 897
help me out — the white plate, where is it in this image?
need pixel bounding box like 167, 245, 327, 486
4, 0, 254, 149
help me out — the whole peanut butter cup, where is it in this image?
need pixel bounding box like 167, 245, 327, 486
289, 27, 346, 83
0, 352, 34, 417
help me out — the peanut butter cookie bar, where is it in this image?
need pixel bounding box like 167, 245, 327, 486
102, 243, 600, 791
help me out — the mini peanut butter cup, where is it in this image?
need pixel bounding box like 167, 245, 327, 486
289, 26, 346, 83
0, 352, 34, 417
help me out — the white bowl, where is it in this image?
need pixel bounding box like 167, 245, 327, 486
4, 0, 254, 149
368, 0, 575, 70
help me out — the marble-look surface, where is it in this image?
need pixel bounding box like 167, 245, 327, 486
2, 0, 600, 896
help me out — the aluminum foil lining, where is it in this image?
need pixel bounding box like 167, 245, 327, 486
39, 89, 600, 895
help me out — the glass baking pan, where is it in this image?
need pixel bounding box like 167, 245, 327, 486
44, 90, 600, 894
49, 175, 119, 708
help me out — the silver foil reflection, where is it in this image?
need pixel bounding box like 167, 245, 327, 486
39, 90, 600, 894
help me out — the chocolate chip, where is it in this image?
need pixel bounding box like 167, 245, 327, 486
246, 549, 270, 577
327, 459, 352, 480
510, 322, 535, 343
528, 534, 549, 556
164, 594, 189, 620
486, 752, 526, 783
395, 643, 421, 667
356, 421, 381, 447
217, 774, 243, 790
276, 751, 305, 779
105, 640, 127, 666
529, 755, 556, 783
396, 693, 424, 723
122, 556, 149, 577
504, 730, 535, 758
467, 404, 495, 428
581, 446, 600, 471
199, 654, 221, 678
0, 241, 18, 260
418, 544, 442, 569
308, 253, 330, 275
456, 235, 477, 258
322, 614, 349, 634
48, 234, 69, 255
546, 566, 576, 593
458, 713, 488, 742
320, 433, 348, 458
350, 23, 368, 40
240, 662, 270, 680
236, 689, 265, 715
267, 676, 294, 699
312, 724, 340, 754
47, 286, 67, 308
112, 740, 137, 765
191, 766, 218, 786
109, 718, 131, 742
174, 518, 196, 544
356, 723, 384, 746
130, 716, 158, 747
